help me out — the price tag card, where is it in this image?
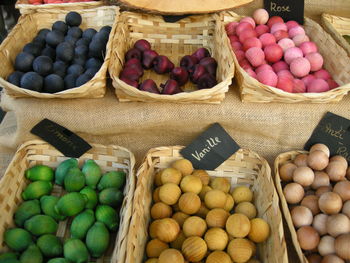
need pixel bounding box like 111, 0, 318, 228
304, 112, 350, 163
264, 0, 304, 24
180, 123, 240, 170
31, 118, 92, 158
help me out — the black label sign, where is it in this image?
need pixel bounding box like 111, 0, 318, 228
304, 112, 350, 163
31, 119, 92, 158
180, 123, 240, 170
264, 0, 304, 24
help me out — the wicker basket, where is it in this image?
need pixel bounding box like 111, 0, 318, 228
109, 12, 235, 104
126, 146, 288, 263
274, 150, 309, 263
322, 13, 350, 57
222, 11, 350, 103
0, 6, 119, 99
15, 0, 103, 15
0, 140, 136, 263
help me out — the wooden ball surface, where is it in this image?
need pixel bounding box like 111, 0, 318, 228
226, 213, 251, 238
172, 212, 190, 228
151, 202, 172, 219
161, 168, 182, 185
146, 239, 169, 258
183, 216, 207, 237
181, 175, 203, 194
232, 186, 253, 203
179, 192, 201, 215
206, 251, 232, 263
248, 218, 270, 243
159, 183, 181, 205
156, 218, 180, 243
210, 177, 231, 193
192, 170, 210, 185
206, 208, 230, 228
181, 236, 207, 262
205, 190, 227, 209
204, 227, 229, 251
159, 248, 184, 263
172, 159, 194, 176
227, 238, 253, 263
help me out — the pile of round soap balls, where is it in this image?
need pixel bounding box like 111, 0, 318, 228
7, 11, 111, 93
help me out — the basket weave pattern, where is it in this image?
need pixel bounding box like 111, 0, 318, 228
126, 146, 288, 263
222, 11, 350, 103
109, 12, 235, 104
0, 140, 136, 263
322, 13, 350, 57
274, 150, 309, 263
0, 6, 119, 99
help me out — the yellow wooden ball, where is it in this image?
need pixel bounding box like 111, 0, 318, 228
153, 187, 161, 203
210, 177, 231, 193
154, 171, 163, 186
151, 202, 172, 220
195, 202, 210, 219
248, 218, 270, 243
182, 236, 207, 262
204, 227, 228, 251
248, 240, 257, 256
161, 168, 182, 185
192, 170, 210, 186
205, 190, 227, 209
179, 192, 201, 215
227, 238, 253, 263
206, 251, 232, 263
232, 186, 253, 204
172, 212, 190, 228
235, 202, 257, 220
172, 159, 194, 176
226, 213, 251, 238
206, 208, 230, 228
149, 219, 161, 239
145, 258, 158, 263
159, 183, 181, 205
146, 239, 169, 258
183, 216, 207, 237
156, 218, 180, 243
171, 231, 187, 250
224, 194, 235, 212
159, 249, 184, 263
199, 186, 213, 201
181, 175, 203, 194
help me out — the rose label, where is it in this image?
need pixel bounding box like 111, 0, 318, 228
264, 0, 305, 24
305, 112, 350, 163
31, 118, 92, 158
180, 123, 240, 170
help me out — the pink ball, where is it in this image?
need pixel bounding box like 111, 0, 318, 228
239, 29, 258, 43
243, 37, 262, 51
231, 41, 242, 52
267, 16, 284, 28
236, 22, 253, 36
284, 47, 303, 64
259, 33, 276, 47
255, 64, 273, 74
305, 52, 324, 72
228, 35, 239, 44
240, 17, 256, 28
257, 70, 278, 87
288, 26, 306, 38
290, 57, 311, 78
277, 76, 294, 92
239, 59, 252, 70
234, 50, 245, 61
245, 47, 265, 67
314, 69, 331, 80
293, 79, 306, 93
327, 79, 339, 89
293, 34, 310, 46
271, 22, 288, 34
255, 24, 270, 36
286, 20, 299, 30
264, 44, 283, 63
301, 74, 316, 87
273, 30, 289, 41
245, 68, 257, 79
272, 61, 289, 73
307, 79, 330, 93
278, 38, 295, 52
277, 70, 294, 80
225, 22, 239, 36
253, 9, 269, 25
300, 41, 318, 56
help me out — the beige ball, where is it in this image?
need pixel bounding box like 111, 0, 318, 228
170, 231, 187, 250
153, 187, 161, 203
206, 251, 232, 263
183, 216, 207, 237
192, 170, 210, 185
334, 233, 350, 260
199, 185, 212, 201
232, 186, 253, 203
181, 175, 203, 194
195, 202, 210, 219
307, 150, 329, 171
293, 166, 315, 187
318, 192, 343, 215
172, 212, 190, 228
178, 192, 201, 215
151, 202, 173, 220
224, 194, 235, 212
294, 153, 308, 167
159, 183, 181, 205
154, 171, 163, 186
318, 235, 335, 256
210, 177, 231, 193
156, 218, 180, 243
172, 159, 194, 176
159, 248, 184, 263
283, 183, 305, 204
145, 259, 158, 263
227, 238, 253, 263
181, 236, 207, 262
204, 227, 229, 251
326, 214, 350, 237
326, 162, 346, 182
279, 162, 297, 182
146, 239, 169, 258
321, 255, 345, 263
235, 202, 257, 219
310, 143, 330, 157
161, 167, 182, 185
205, 190, 227, 209
206, 208, 230, 228
226, 213, 251, 238
149, 219, 161, 239
248, 218, 270, 243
